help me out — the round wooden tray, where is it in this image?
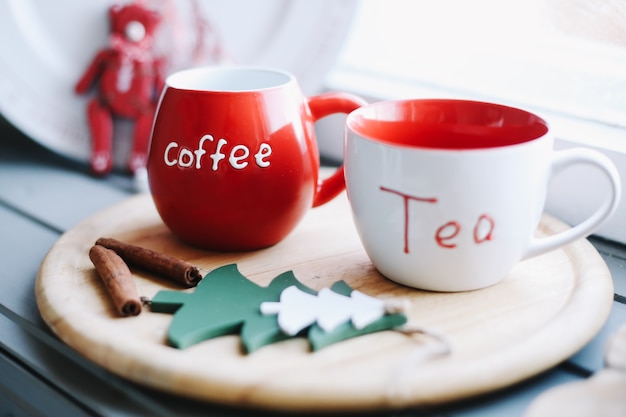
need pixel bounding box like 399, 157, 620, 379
36, 191, 614, 412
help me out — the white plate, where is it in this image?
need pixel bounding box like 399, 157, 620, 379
0, 0, 357, 168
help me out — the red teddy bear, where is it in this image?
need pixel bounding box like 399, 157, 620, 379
75, 2, 166, 176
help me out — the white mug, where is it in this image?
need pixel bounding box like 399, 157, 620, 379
344, 99, 621, 292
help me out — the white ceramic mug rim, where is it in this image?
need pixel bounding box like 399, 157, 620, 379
165, 66, 295, 93
346, 98, 550, 152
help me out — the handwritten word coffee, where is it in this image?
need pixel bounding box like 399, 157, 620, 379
163, 134, 272, 170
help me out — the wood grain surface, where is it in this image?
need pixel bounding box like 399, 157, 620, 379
35, 191, 614, 412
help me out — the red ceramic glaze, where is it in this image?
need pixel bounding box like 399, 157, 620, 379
147, 67, 365, 251
348, 99, 549, 150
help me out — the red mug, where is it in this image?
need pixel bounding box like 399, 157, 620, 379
147, 66, 366, 251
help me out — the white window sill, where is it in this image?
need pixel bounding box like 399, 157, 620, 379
317, 66, 626, 244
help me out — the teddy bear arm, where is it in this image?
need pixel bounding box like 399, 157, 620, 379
75, 49, 114, 94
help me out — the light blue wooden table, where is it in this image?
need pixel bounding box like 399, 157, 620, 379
1, 116, 625, 417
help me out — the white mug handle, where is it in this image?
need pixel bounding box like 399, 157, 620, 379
523, 148, 621, 260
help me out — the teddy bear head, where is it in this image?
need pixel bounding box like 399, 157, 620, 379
108, 2, 161, 46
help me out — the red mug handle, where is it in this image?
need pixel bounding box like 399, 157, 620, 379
307, 92, 368, 207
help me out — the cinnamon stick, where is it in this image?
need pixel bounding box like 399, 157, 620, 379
89, 245, 142, 317
95, 237, 201, 287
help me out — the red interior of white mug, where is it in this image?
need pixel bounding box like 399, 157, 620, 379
347, 99, 549, 150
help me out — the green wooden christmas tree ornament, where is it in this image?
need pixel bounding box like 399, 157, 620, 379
150, 264, 407, 353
